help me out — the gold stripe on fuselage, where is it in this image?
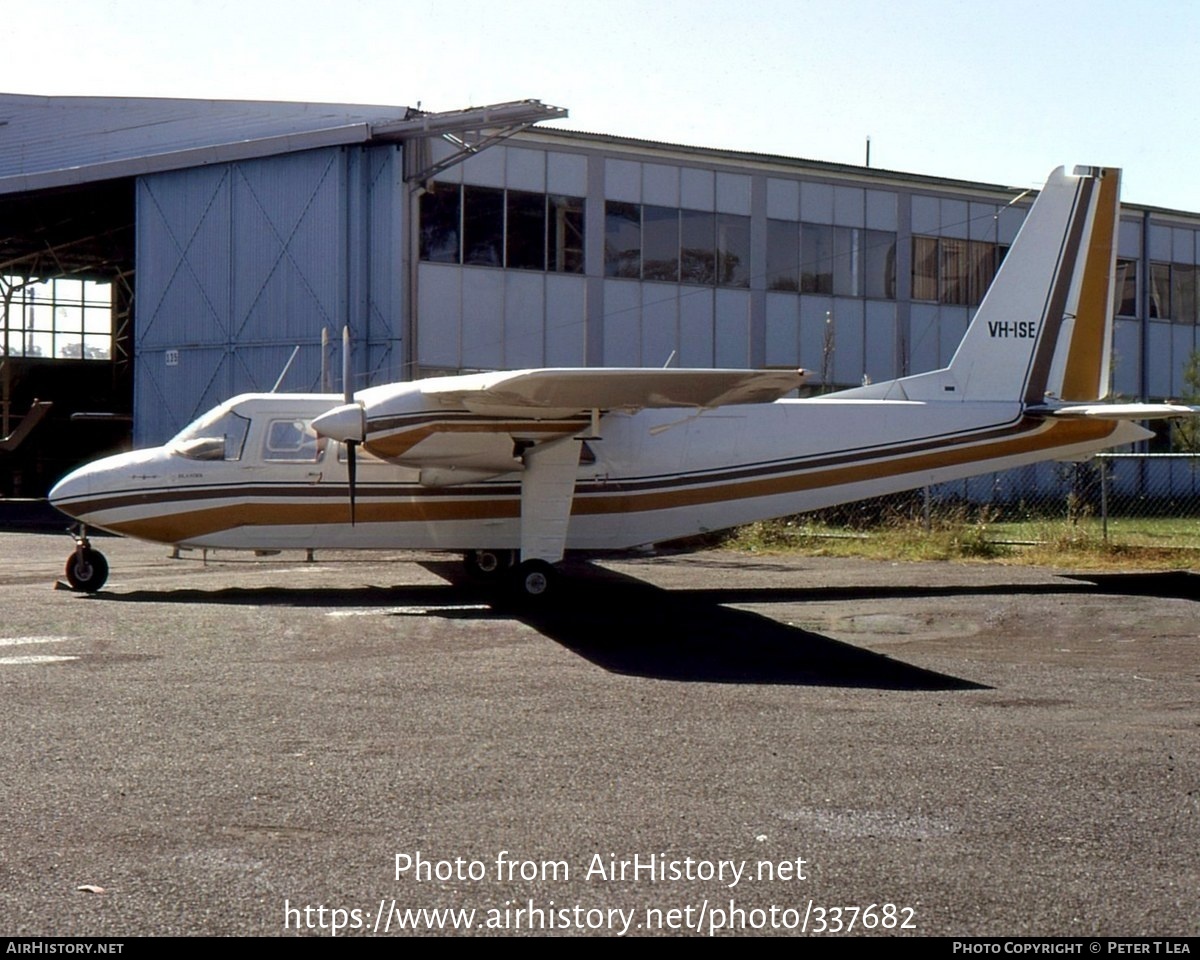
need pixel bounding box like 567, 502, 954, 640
80, 417, 1120, 545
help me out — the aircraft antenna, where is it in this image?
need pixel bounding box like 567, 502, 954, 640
342, 326, 359, 525
270, 345, 301, 393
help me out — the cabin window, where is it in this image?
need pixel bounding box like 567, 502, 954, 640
263, 419, 322, 462
170, 409, 250, 461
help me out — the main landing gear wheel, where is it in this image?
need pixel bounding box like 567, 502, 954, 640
510, 559, 557, 601
65, 546, 108, 593
463, 549, 516, 580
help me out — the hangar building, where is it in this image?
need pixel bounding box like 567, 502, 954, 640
1, 93, 1198, 498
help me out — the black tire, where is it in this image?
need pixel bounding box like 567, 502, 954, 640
511, 559, 556, 601
65, 547, 109, 593
463, 549, 515, 580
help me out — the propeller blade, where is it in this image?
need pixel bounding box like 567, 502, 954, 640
342, 325, 352, 404
347, 439, 358, 526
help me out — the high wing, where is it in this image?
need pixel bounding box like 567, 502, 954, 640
310, 366, 807, 568
421, 367, 809, 418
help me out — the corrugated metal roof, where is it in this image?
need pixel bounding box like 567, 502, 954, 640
0, 94, 413, 195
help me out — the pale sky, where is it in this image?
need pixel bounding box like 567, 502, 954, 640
6, 0, 1200, 211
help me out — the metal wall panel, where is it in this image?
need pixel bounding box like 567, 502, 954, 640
1118, 218, 1141, 257
604, 159, 641, 203
1112, 318, 1142, 398
714, 289, 750, 367
680, 168, 714, 211
766, 178, 800, 221
865, 190, 897, 232
1171, 324, 1197, 396
504, 271, 546, 368
938, 306, 970, 365
716, 173, 751, 215
460, 144, 505, 188
1146, 322, 1172, 397
800, 296, 832, 380
940, 199, 969, 239
547, 152, 586, 196
765, 292, 799, 367
602, 280, 641, 366
545, 275, 586, 366
908, 302, 940, 373
832, 186, 864, 228
506, 148, 545, 193
800, 181, 833, 224
462, 269, 505, 370
642, 164, 679, 207
417, 264, 462, 369
137, 166, 233, 348
641, 286, 678, 368
230, 150, 344, 346
678, 289, 714, 368
864, 300, 897, 383
135, 144, 404, 445
831, 298, 865, 385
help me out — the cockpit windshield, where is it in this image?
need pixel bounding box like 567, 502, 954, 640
169, 407, 251, 461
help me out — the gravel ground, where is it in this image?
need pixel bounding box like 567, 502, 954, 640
0, 533, 1195, 937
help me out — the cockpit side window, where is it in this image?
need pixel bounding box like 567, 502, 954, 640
170, 409, 251, 461
263, 418, 323, 462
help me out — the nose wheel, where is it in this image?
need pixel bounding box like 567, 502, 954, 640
63, 527, 109, 593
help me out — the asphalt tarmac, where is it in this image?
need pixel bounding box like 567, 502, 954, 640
0, 532, 1195, 937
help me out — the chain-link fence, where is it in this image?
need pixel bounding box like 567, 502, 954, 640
789, 454, 1200, 552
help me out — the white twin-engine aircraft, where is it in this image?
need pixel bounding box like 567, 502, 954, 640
49, 166, 1194, 598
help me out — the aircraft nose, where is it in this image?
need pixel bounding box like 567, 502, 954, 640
48, 464, 93, 520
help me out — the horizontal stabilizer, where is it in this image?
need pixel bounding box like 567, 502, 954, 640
1028, 402, 1198, 421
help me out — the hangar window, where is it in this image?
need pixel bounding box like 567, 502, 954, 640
767, 219, 800, 291
643, 205, 680, 282
506, 190, 546, 271
1115, 259, 1138, 317
864, 229, 897, 300
549, 195, 584, 273
717, 214, 750, 288
680, 209, 715, 285
419, 182, 461, 263
1151, 262, 1198, 323
911, 236, 1002, 306
421, 183, 586, 274
605, 202, 641, 278
801, 223, 834, 294
775, 220, 882, 299
463, 186, 505, 266
1171, 264, 1197, 324
1, 276, 113, 360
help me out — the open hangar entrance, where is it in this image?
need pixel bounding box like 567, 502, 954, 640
0, 178, 134, 497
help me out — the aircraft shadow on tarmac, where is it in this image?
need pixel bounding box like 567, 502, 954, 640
87, 564, 1196, 690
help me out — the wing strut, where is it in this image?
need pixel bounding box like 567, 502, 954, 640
519, 436, 583, 564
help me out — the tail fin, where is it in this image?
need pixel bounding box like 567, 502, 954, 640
948, 165, 1120, 403
836, 166, 1121, 406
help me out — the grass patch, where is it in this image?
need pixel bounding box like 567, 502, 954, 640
719, 512, 1200, 571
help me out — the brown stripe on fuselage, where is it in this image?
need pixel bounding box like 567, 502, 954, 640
90, 417, 1120, 544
